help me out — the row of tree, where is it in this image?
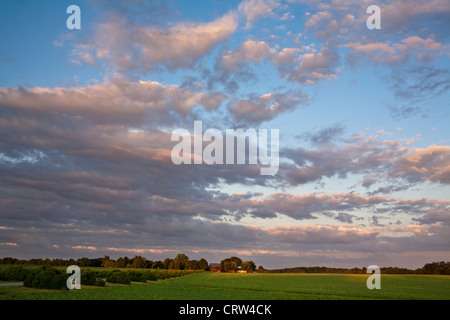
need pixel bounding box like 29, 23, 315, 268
0, 254, 210, 271
262, 261, 450, 275
0, 265, 201, 289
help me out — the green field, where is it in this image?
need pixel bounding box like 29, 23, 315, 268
1, 272, 450, 300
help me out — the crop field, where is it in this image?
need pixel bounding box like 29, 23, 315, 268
1, 271, 449, 300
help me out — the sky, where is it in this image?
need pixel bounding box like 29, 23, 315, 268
0, 0, 449, 269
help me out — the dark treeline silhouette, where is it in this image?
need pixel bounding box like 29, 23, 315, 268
0, 253, 209, 271
260, 261, 450, 275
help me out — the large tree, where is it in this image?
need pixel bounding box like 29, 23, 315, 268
114, 257, 126, 268
242, 261, 256, 272
186, 260, 199, 270
131, 256, 147, 268
230, 256, 242, 267
220, 258, 239, 272
163, 258, 173, 269
152, 260, 164, 269
198, 258, 209, 270
76, 257, 90, 267
173, 253, 189, 270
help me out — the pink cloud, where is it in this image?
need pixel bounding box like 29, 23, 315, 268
0, 78, 226, 125
345, 36, 448, 64
393, 146, 450, 184
107, 247, 170, 254
72, 12, 238, 73
72, 245, 97, 251
0, 242, 19, 247
238, 0, 281, 29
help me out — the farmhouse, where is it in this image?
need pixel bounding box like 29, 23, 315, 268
237, 266, 247, 273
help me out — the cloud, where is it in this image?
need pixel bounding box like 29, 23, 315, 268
0, 242, 19, 247
300, 124, 346, 145
0, 78, 227, 127
300, 0, 450, 40
274, 44, 340, 84
228, 91, 309, 125
266, 225, 378, 244
213, 39, 340, 87
345, 36, 448, 65
220, 40, 276, 74
209, 40, 277, 92
203, 191, 449, 223
238, 0, 281, 28
106, 247, 171, 255
381, 0, 450, 37
305, 10, 356, 39
392, 146, 450, 184
335, 212, 357, 224
72, 245, 97, 251
282, 133, 450, 188
388, 66, 450, 103
71, 12, 238, 74
297, 0, 450, 114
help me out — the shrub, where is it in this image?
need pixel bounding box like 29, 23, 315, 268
23, 268, 41, 287
154, 270, 169, 279
106, 270, 130, 284
81, 269, 97, 286
23, 266, 67, 290
127, 270, 146, 282
143, 271, 158, 281
95, 278, 106, 287
170, 270, 182, 277
0, 265, 28, 281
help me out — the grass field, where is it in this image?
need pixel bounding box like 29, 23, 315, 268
1, 272, 449, 300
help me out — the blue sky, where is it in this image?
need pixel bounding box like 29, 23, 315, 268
0, 0, 449, 269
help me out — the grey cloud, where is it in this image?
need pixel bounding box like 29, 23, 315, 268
0, 78, 227, 128
266, 225, 379, 244
367, 184, 411, 196
335, 212, 356, 224
228, 90, 309, 125
281, 134, 450, 189
380, 0, 450, 39
387, 66, 450, 117
300, 124, 345, 146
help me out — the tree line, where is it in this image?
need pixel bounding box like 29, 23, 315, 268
260, 261, 450, 275
0, 254, 209, 270
0, 254, 257, 273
